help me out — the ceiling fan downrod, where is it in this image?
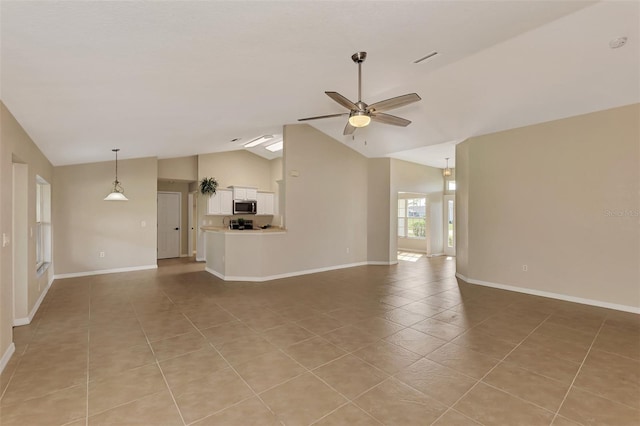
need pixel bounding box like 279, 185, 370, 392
352, 52, 367, 104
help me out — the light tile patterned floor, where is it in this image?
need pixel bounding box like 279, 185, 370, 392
1, 256, 638, 425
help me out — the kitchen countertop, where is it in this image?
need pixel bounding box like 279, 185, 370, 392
201, 226, 286, 234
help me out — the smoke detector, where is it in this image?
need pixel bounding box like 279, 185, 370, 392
609, 37, 627, 49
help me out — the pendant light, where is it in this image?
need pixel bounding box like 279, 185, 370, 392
443, 157, 452, 177
104, 149, 128, 201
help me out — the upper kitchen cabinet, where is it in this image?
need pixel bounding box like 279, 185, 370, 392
229, 186, 257, 201
207, 189, 233, 215
257, 192, 275, 215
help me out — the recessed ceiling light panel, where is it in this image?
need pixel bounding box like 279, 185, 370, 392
265, 141, 283, 152
244, 135, 273, 148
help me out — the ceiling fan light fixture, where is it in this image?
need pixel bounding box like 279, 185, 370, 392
348, 112, 371, 128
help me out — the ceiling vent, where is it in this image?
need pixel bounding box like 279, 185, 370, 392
413, 51, 438, 64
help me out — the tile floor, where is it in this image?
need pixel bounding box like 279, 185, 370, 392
1, 256, 639, 425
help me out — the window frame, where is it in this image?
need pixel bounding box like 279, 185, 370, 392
35, 176, 51, 274
397, 197, 427, 240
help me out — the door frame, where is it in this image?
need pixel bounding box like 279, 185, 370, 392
157, 191, 182, 259
12, 162, 28, 324
187, 192, 197, 256
444, 194, 456, 256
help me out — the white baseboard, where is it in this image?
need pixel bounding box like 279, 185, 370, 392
206, 261, 394, 282
456, 273, 640, 314
368, 261, 398, 265
0, 343, 15, 375
195, 257, 205, 262
427, 253, 446, 258
13, 274, 54, 326
54, 264, 157, 279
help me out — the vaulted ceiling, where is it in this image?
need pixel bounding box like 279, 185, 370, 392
1, 1, 638, 168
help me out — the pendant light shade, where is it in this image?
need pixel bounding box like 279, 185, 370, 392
104, 149, 128, 201
443, 157, 452, 177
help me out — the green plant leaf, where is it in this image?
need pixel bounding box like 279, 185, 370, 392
200, 177, 218, 196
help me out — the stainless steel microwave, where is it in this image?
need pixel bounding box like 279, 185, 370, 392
233, 199, 257, 215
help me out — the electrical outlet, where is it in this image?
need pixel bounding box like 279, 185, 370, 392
346, 247, 350, 254
99, 251, 105, 258
2, 233, 9, 247
522, 265, 528, 272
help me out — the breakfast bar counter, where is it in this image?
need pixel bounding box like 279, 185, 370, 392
201, 226, 288, 281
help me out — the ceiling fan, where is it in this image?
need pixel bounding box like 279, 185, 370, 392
298, 52, 421, 135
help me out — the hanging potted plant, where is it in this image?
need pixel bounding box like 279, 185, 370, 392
199, 177, 218, 197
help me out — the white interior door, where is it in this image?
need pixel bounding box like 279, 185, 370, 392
444, 195, 456, 256
158, 192, 181, 259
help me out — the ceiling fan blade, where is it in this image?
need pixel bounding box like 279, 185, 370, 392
298, 113, 349, 122
370, 113, 411, 127
343, 122, 357, 135
326, 91, 359, 111
368, 93, 421, 113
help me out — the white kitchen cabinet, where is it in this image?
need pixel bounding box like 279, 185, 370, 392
229, 186, 258, 200
207, 189, 232, 215
245, 188, 258, 200
257, 192, 274, 215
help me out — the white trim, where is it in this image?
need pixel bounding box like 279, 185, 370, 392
206, 261, 394, 282
427, 253, 445, 258
456, 273, 640, 314
0, 343, 16, 374
13, 273, 54, 326
368, 261, 398, 265
179, 254, 191, 258
54, 264, 157, 279
196, 257, 205, 262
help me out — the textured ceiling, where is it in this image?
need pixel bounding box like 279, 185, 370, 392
1, 1, 638, 168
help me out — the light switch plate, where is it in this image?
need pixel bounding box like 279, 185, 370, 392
2, 233, 10, 247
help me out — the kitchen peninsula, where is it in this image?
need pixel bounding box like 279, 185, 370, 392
202, 225, 287, 281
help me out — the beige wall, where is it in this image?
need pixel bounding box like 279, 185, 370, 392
0, 102, 54, 364
53, 157, 158, 275
158, 180, 190, 256
198, 150, 274, 191
457, 103, 640, 310
280, 124, 369, 270
367, 158, 392, 263
158, 156, 197, 181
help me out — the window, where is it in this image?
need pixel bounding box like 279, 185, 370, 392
36, 176, 51, 273
398, 197, 426, 239
447, 180, 456, 191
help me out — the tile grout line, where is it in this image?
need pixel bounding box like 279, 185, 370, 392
179, 312, 284, 425
550, 320, 606, 425
134, 291, 188, 426
85, 285, 92, 426
427, 312, 554, 425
